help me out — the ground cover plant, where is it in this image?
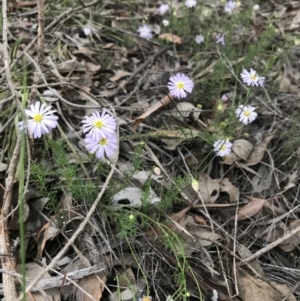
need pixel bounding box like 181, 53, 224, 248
1, 0, 300, 300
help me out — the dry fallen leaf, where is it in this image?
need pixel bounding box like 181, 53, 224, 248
279, 219, 300, 252
236, 243, 265, 277
221, 152, 239, 165
166, 102, 201, 121
251, 165, 272, 193
22, 262, 60, 301
158, 33, 182, 44
220, 178, 239, 203
109, 70, 131, 82
237, 197, 268, 220
237, 268, 296, 301
245, 135, 274, 166
232, 139, 254, 161
76, 273, 106, 301
197, 174, 220, 204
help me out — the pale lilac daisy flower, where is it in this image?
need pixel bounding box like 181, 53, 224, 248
224, 1, 236, 14
138, 24, 153, 40
216, 34, 225, 45
195, 34, 204, 44
82, 110, 116, 141
138, 296, 152, 301
84, 134, 118, 159
221, 94, 228, 102
162, 19, 169, 26
214, 139, 232, 157
19, 101, 58, 139
158, 4, 169, 15
168, 73, 194, 99
235, 105, 257, 125
240, 69, 265, 87
185, 0, 197, 8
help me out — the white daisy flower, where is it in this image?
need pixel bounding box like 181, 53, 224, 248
214, 139, 232, 157
137, 24, 153, 40
158, 4, 169, 15
167, 73, 194, 99
185, 0, 197, 8
84, 134, 118, 159
240, 68, 265, 87
82, 110, 117, 141
235, 105, 257, 125
195, 34, 204, 44
19, 101, 59, 139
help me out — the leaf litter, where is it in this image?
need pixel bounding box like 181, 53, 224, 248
1, 0, 300, 301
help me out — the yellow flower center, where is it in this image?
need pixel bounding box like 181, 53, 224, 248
250, 74, 257, 81
94, 120, 104, 128
99, 138, 107, 146
33, 114, 43, 123
142, 297, 151, 301
176, 82, 185, 90
244, 110, 251, 117
220, 145, 226, 151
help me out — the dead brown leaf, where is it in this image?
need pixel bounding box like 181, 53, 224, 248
232, 139, 253, 161
245, 135, 274, 166
220, 178, 239, 203
76, 273, 106, 301
221, 152, 239, 165
237, 268, 296, 301
237, 197, 268, 220
279, 219, 300, 252
158, 33, 182, 44
236, 243, 264, 277
109, 70, 131, 82
197, 174, 220, 204
131, 94, 172, 131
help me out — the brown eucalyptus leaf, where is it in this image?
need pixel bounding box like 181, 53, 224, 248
237, 268, 295, 301
220, 178, 240, 203
237, 198, 268, 220
220, 152, 239, 165
245, 135, 274, 166
232, 139, 254, 161
236, 243, 264, 277
279, 219, 300, 252
197, 174, 220, 204
158, 33, 182, 44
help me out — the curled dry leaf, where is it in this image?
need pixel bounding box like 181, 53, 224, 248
251, 165, 272, 193
232, 139, 254, 161
197, 174, 220, 204
279, 219, 300, 252
109, 70, 131, 82
158, 33, 182, 44
111, 187, 161, 208
167, 102, 201, 121
236, 243, 265, 277
237, 197, 268, 220
220, 178, 240, 203
22, 262, 60, 301
245, 135, 274, 166
237, 268, 296, 301
221, 152, 238, 165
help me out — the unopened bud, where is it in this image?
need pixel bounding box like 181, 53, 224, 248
153, 166, 161, 175
191, 178, 198, 192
